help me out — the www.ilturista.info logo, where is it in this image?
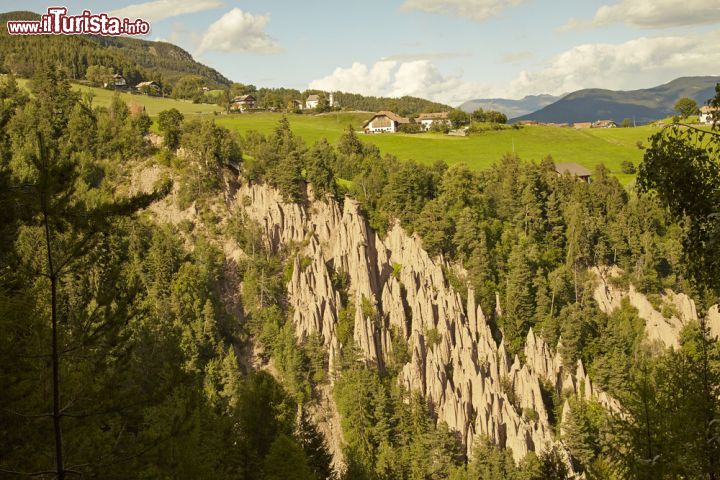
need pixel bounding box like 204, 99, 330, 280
6, 7, 150, 36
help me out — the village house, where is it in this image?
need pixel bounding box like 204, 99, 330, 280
305, 94, 320, 109
231, 94, 256, 112
417, 112, 450, 131
555, 162, 592, 183
363, 111, 410, 133
573, 122, 592, 129
136, 80, 160, 95
105, 73, 127, 88
592, 119, 617, 128
304, 92, 335, 110
700, 105, 718, 124
291, 99, 303, 110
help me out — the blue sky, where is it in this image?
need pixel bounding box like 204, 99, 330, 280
11, 0, 720, 105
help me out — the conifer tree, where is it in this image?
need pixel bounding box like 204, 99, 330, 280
297, 407, 335, 480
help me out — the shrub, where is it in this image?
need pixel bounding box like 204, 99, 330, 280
425, 327, 441, 348
620, 160, 636, 174
391, 262, 402, 280
398, 122, 423, 134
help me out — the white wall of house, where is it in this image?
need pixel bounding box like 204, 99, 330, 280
366, 117, 398, 133
419, 118, 449, 130
700, 111, 715, 124
305, 99, 319, 109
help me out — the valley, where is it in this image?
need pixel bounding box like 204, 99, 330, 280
2, 6, 720, 480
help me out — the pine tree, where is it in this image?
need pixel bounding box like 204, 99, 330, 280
503, 241, 536, 355
2, 64, 163, 479
562, 398, 601, 472
297, 407, 335, 480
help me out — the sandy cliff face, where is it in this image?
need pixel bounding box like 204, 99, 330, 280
236, 182, 621, 463
593, 267, 720, 348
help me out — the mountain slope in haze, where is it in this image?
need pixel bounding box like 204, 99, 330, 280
0, 11, 230, 87
511, 76, 720, 124
459, 94, 561, 117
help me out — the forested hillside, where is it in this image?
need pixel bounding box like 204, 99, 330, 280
1, 67, 720, 480
0, 11, 230, 87
330, 91, 451, 116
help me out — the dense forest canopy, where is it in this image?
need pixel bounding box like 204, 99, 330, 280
1, 61, 720, 480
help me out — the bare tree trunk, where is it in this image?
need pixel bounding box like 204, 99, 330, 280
700, 318, 718, 480
640, 363, 653, 464
573, 262, 579, 304
44, 208, 65, 480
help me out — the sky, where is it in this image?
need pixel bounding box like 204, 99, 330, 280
9, 0, 720, 105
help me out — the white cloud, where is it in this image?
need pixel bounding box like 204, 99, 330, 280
108, 0, 223, 23
309, 60, 492, 105
309, 31, 720, 104
196, 8, 282, 55
309, 61, 398, 97
559, 0, 720, 30
401, 0, 525, 21
508, 31, 720, 96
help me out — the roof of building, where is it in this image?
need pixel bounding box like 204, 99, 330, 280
573, 122, 592, 128
555, 162, 592, 177
417, 112, 449, 120
136, 81, 157, 87
363, 111, 410, 127
700, 105, 719, 113
233, 94, 255, 102
306, 94, 320, 102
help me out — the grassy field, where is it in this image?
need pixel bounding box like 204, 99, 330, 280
14, 78, 224, 116
10, 77, 659, 184
216, 112, 659, 185
215, 112, 373, 144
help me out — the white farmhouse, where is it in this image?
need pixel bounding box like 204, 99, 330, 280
363, 111, 410, 133
231, 94, 256, 112
305, 94, 320, 110
700, 105, 718, 124
417, 112, 450, 131
104, 73, 127, 88
136, 80, 160, 95
304, 92, 335, 110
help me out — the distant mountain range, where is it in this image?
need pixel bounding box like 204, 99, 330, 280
459, 94, 561, 118
510, 76, 720, 124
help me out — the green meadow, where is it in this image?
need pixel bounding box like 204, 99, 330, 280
12, 78, 660, 184
14, 78, 224, 116
216, 112, 658, 185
